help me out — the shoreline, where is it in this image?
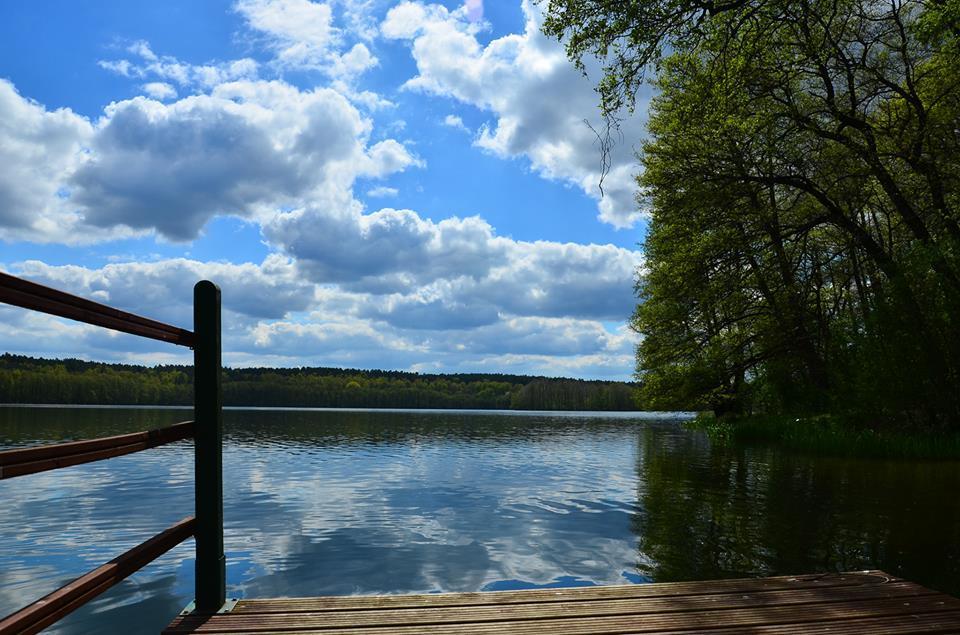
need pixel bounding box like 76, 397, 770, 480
687, 413, 960, 459
0, 403, 698, 418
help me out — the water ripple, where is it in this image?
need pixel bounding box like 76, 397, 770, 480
3, 406, 959, 634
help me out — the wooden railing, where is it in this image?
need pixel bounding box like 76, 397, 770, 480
0, 271, 226, 634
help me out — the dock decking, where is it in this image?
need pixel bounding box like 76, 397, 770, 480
162, 570, 960, 634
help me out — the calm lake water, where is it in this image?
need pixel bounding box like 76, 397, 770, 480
2, 406, 959, 633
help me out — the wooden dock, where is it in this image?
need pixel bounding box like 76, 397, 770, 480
163, 570, 960, 634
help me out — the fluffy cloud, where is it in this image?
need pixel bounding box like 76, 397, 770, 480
464, 0, 483, 22
0, 80, 95, 241
73, 83, 366, 240
357, 242, 640, 328
2, 211, 640, 376
237, 0, 337, 57
99, 41, 259, 89
264, 205, 640, 321
141, 82, 178, 100
428, 316, 619, 357
246, 318, 418, 361
382, 0, 648, 228
471, 241, 639, 320
11, 256, 314, 326
236, 0, 378, 76
442, 114, 468, 132
241, 313, 635, 376
267, 207, 509, 287
0, 78, 418, 242
367, 186, 398, 198
338, 0, 382, 41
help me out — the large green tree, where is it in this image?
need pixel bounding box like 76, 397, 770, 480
543, 0, 960, 426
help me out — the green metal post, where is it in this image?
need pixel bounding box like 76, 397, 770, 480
194, 280, 225, 612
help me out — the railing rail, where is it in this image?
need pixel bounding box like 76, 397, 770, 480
0, 271, 195, 347
0, 420, 195, 479
0, 517, 198, 635
0, 271, 225, 632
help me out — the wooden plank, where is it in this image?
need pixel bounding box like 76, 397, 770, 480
162, 593, 960, 634
163, 586, 960, 633
205, 610, 960, 635
220, 581, 929, 623
0, 517, 197, 635
230, 572, 896, 614
645, 610, 960, 634
0, 271, 195, 347
0, 421, 194, 479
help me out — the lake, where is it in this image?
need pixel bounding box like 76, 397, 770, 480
2, 406, 959, 633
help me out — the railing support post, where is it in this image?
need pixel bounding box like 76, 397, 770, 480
194, 280, 225, 611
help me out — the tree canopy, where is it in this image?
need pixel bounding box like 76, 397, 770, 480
543, 0, 960, 427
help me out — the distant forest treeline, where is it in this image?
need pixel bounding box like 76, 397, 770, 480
0, 354, 639, 411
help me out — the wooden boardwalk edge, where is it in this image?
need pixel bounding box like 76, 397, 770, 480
163, 571, 960, 634
227, 571, 899, 613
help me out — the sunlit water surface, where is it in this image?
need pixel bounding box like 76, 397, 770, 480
1, 406, 958, 633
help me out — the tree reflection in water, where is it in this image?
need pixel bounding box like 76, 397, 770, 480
632, 425, 960, 595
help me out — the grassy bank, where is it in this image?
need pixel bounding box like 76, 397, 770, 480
687, 413, 960, 459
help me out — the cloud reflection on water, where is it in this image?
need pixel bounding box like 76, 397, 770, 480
1, 407, 656, 633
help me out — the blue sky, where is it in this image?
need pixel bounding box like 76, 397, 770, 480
0, 0, 650, 380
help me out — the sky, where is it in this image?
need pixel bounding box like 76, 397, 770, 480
0, 0, 651, 380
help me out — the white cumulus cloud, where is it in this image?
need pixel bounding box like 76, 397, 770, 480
264, 204, 641, 322
442, 114, 469, 132
236, 0, 378, 76
382, 0, 649, 228
1, 250, 640, 378
0, 78, 419, 242
366, 186, 398, 198
141, 82, 177, 100
0, 80, 98, 243
100, 41, 259, 89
